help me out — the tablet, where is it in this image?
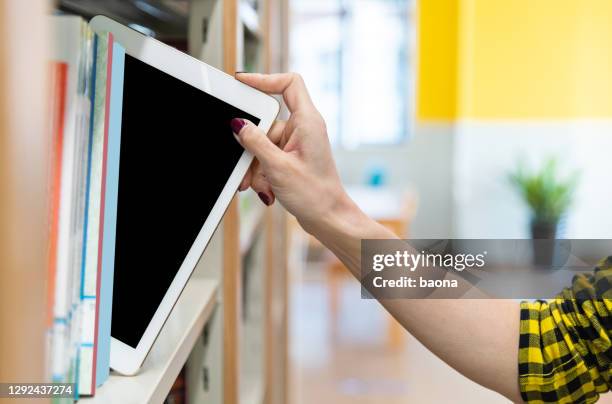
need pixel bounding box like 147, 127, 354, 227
90, 15, 279, 375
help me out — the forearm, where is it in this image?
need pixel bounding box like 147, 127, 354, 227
308, 192, 523, 402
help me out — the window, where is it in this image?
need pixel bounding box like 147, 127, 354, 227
291, 0, 414, 148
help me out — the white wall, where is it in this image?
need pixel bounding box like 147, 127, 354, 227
334, 123, 455, 238
334, 120, 612, 240
454, 120, 612, 239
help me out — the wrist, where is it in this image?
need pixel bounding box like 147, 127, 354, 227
303, 189, 370, 244
299, 187, 397, 277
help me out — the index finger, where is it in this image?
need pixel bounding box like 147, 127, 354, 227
235, 72, 314, 112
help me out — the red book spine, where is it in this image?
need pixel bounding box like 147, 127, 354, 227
47, 62, 68, 327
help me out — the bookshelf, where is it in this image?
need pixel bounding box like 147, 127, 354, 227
0, 0, 290, 403
187, 2, 291, 404
80, 279, 218, 404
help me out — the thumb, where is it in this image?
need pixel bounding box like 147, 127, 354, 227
231, 118, 282, 166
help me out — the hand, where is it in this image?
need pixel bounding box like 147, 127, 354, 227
231, 72, 352, 235
234, 75, 523, 404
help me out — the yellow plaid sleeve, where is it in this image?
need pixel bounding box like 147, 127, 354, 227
519, 256, 612, 403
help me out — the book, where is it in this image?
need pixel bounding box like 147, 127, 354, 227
48, 15, 125, 397
165, 368, 186, 404
78, 31, 115, 397
49, 17, 94, 394
96, 39, 126, 388
47, 61, 68, 329
46, 61, 69, 391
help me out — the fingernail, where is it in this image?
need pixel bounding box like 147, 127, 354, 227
231, 118, 246, 135
258, 192, 271, 206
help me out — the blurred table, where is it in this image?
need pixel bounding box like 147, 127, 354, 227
327, 186, 417, 348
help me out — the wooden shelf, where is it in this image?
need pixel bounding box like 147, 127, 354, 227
80, 278, 218, 404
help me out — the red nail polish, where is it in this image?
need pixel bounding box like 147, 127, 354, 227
258, 192, 271, 206
231, 118, 246, 134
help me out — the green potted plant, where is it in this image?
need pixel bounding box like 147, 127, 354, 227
509, 157, 579, 240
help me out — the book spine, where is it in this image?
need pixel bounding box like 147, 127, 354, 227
96, 40, 125, 387
47, 62, 68, 328
51, 17, 84, 389
69, 22, 94, 399
91, 32, 114, 394
76, 31, 99, 397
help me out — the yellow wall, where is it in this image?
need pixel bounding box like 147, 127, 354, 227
416, 0, 459, 120
417, 0, 612, 120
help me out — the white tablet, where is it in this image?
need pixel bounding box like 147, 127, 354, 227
90, 15, 279, 375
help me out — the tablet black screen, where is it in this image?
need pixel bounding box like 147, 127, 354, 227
111, 54, 259, 348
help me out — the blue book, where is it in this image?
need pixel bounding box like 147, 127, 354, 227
77, 31, 117, 397
75, 31, 98, 400
96, 40, 125, 387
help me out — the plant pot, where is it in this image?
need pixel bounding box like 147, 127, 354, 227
530, 220, 558, 267
530, 220, 558, 239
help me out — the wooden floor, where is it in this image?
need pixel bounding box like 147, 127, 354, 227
288, 264, 509, 404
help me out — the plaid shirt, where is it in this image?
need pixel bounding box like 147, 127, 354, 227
519, 256, 612, 403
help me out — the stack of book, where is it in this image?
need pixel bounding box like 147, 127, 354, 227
47, 15, 124, 400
